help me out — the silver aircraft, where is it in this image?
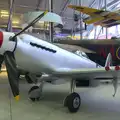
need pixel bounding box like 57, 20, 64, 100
0, 11, 120, 113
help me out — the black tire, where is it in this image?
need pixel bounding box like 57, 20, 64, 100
63, 95, 69, 107
28, 86, 39, 94
29, 97, 40, 102
67, 92, 81, 113
30, 98, 36, 102
29, 86, 40, 102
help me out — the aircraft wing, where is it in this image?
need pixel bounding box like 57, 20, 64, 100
23, 11, 63, 25
53, 67, 119, 80
68, 5, 120, 27
54, 39, 120, 54
54, 43, 95, 53
55, 38, 119, 45
68, 5, 104, 16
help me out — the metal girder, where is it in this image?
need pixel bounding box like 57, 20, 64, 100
104, 0, 108, 39
36, 0, 41, 11
59, 0, 71, 16
49, 0, 54, 42
7, 0, 15, 32
102, 0, 120, 10
79, 0, 83, 40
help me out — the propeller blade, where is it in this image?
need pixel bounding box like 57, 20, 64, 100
12, 10, 48, 40
4, 51, 19, 100
0, 55, 4, 72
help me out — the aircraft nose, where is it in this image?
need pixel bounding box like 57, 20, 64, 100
0, 31, 16, 55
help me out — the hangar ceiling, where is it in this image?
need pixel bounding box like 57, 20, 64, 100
0, 0, 120, 32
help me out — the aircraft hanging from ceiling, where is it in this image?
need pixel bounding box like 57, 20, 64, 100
68, 5, 120, 28
1, 10, 120, 113
54, 4, 120, 66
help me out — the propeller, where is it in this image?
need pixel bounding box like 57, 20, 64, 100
11, 10, 48, 40
0, 0, 15, 72
2, 10, 48, 100
0, 55, 4, 72
4, 52, 20, 100
0, 1, 14, 73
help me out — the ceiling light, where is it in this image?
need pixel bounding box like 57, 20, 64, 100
39, 21, 44, 24
1, 14, 9, 18
12, 25, 21, 28
12, 21, 19, 24
1, 10, 8, 14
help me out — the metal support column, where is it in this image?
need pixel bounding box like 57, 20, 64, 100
71, 0, 77, 38
49, 0, 54, 42
79, 0, 83, 40
105, 0, 108, 39
8, 2, 14, 120
7, 0, 14, 32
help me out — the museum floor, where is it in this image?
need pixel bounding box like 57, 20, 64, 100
0, 72, 120, 120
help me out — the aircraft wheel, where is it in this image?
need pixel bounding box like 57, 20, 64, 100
28, 86, 41, 102
63, 95, 69, 107
29, 97, 40, 102
67, 92, 81, 113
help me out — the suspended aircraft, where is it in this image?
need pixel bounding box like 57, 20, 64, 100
1, 10, 120, 113
68, 5, 120, 28
53, 5, 120, 66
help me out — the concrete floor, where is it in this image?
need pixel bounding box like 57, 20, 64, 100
0, 72, 120, 120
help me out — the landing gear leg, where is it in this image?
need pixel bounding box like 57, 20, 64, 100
25, 73, 39, 84
112, 76, 118, 97
28, 81, 44, 101
63, 80, 81, 113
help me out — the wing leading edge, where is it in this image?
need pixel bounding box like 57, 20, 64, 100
53, 67, 117, 78
68, 5, 120, 27
52, 53, 119, 80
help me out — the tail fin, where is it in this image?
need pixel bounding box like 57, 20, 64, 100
105, 53, 112, 71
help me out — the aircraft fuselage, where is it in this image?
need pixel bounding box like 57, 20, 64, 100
85, 44, 120, 66
14, 34, 97, 75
